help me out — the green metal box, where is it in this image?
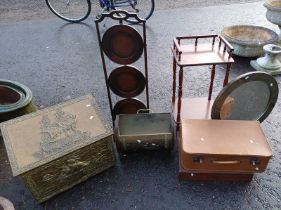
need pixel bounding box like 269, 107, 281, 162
115, 113, 174, 151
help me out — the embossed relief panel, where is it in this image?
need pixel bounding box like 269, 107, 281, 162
22, 137, 115, 202
1, 95, 112, 176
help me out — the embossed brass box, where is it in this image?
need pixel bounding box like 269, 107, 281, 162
0, 95, 115, 203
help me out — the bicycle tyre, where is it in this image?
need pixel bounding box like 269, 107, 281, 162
115, 0, 155, 23
45, 0, 91, 23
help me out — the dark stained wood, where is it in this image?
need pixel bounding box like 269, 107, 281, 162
101, 25, 144, 65
95, 22, 114, 123
218, 35, 234, 53
223, 63, 232, 86
179, 167, 254, 182
143, 21, 150, 109
176, 67, 183, 124
208, 65, 216, 100
212, 36, 216, 46
172, 35, 234, 67
171, 43, 234, 66
108, 66, 146, 98
95, 10, 145, 23
95, 11, 150, 123
177, 34, 218, 40
173, 97, 213, 122
172, 58, 177, 104
113, 98, 146, 117
171, 34, 234, 125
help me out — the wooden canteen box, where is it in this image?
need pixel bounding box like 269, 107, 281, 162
0, 95, 116, 203
115, 113, 174, 151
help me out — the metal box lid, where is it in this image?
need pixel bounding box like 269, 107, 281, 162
0, 95, 112, 176
118, 113, 173, 136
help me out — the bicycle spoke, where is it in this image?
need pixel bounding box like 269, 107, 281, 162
91, 0, 108, 19
46, 0, 90, 22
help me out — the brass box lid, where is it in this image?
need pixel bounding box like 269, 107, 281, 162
0, 95, 112, 176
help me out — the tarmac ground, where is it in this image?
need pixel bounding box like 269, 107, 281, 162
1, 0, 260, 22
0, 1, 281, 210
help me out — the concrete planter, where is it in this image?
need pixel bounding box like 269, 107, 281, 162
251, 44, 281, 75
264, 0, 281, 43
0, 79, 36, 123
222, 25, 278, 57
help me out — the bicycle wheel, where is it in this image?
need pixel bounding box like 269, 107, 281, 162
46, 0, 91, 23
114, 0, 155, 23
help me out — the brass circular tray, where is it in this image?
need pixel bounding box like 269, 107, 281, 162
211, 72, 278, 122
113, 98, 146, 117
108, 66, 146, 98
102, 25, 144, 64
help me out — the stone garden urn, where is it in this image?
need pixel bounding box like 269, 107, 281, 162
250, 44, 281, 75
222, 25, 278, 57
264, 0, 281, 43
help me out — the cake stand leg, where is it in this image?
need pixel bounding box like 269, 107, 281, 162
172, 58, 177, 104
176, 67, 183, 127
223, 63, 232, 87
208, 65, 216, 101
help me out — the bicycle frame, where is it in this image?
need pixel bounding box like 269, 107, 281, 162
98, 0, 137, 11
46, 0, 153, 23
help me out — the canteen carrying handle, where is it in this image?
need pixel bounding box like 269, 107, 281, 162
212, 160, 241, 165
137, 109, 153, 114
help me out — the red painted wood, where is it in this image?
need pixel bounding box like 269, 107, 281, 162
172, 43, 234, 66
171, 34, 234, 126
208, 65, 216, 100
172, 58, 177, 104
223, 63, 232, 86
176, 68, 184, 124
